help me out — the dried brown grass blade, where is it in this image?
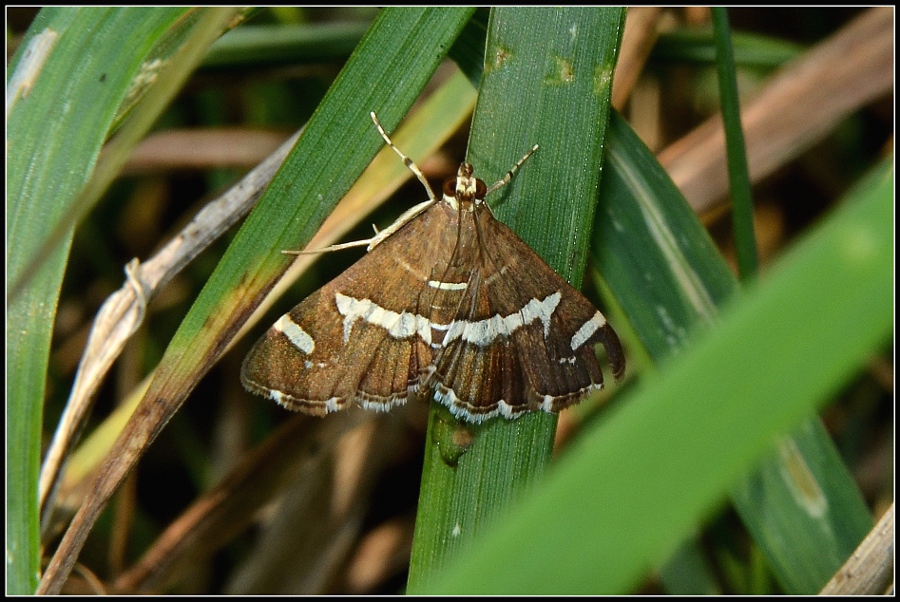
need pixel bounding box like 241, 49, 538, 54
111, 412, 374, 593
659, 7, 893, 214
820, 503, 894, 595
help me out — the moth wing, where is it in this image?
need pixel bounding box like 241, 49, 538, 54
426, 209, 624, 422
241, 203, 456, 416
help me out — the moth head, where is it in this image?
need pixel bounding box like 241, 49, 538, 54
443, 162, 487, 211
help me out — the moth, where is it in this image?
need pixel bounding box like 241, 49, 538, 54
241, 113, 624, 423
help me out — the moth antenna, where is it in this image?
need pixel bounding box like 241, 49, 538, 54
485, 144, 539, 196
371, 223, 380, 235
370, 111, 438, 203
282, 238, 373, 256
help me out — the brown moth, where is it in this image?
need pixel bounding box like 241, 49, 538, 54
241, 113, 624, 423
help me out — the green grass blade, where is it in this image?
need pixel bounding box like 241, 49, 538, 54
203, 21, 371, 68
599, 112, 874, 593
598, 112, 740, 343
9, 8, 241, 295
728, 419, 874, 592
712, 7, 758, 279
424, 154, 892, 594
5, 7, 230, 593
652, 29, 804, 68
407, 7, 627, 592
658, 539, 722, 594
446, 7, 490, 86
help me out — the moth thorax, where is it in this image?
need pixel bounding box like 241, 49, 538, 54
443, 162, 487, 211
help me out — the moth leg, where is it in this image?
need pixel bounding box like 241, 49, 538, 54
370, 111, 438, 203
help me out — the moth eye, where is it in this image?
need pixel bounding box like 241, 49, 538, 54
443, 178, 457, 197
475, 179, 487, 199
